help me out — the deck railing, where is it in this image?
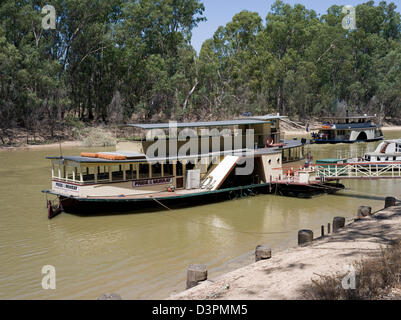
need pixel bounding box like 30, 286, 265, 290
316, 162, 401, 179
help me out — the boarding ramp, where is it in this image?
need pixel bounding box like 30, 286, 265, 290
200, 155, 239, 191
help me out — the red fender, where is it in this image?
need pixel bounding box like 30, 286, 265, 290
47, 200, 63, 220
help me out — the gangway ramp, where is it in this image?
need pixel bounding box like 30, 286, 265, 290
200, 155, 239, 191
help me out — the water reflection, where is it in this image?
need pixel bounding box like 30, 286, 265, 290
0, 132, 400, 299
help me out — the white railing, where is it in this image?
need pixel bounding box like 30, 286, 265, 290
316, 162, 401, 179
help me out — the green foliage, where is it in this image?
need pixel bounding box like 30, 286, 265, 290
0, 0, 400, 142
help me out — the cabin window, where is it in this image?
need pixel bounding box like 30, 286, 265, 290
176, 161, 183, 176
60, 165, 79, 181
282, 149, 289, 162
82, 166, 96, 182
138, 163, 150, 179
74, 164, 148, 184
152, 163, 163, 178
293, 147, 299, 160
164, 163, 174, 176
97, 166, 110, 182
289, 149, 294, 161
108, 165, 123, 182
186, 162, 195, 171
125, 164, 134, 180
52, 163, 65, 179
66, 167, 74, 181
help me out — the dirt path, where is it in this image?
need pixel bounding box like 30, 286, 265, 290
169, 203, 401, 300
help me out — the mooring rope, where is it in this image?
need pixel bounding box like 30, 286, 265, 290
150, 197, 172, 211
158, 203, 292, 239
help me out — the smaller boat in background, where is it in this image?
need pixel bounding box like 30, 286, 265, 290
348, 139, 401, 164
311, 114, 383, 144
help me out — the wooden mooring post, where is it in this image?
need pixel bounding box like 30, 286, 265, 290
255, 245, 272, 262
186, 264, 208, 289
298, 230, 313, 246
357, 206, 372, 219
333, 217, 346, 233
385, 197, 397, 209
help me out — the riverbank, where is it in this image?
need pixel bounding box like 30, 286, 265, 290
169, 201, 401, 300
0, 140, 82, 151
2, 124, 400, 151
382, 126, 401, 131
0, 126, 117, 151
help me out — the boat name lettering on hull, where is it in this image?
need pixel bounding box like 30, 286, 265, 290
133, 178, 173, 187
53, 182, 79, 193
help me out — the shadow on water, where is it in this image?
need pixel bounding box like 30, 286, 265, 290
2, 133, 400, 299
334, 192, 388, 202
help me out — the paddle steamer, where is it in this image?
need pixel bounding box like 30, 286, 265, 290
311, 115, 383, 144
43, 116, 311, 218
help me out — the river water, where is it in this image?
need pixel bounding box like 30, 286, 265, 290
1, 131, 400, 300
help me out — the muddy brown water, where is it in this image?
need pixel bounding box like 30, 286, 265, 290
0, 132, 400, 299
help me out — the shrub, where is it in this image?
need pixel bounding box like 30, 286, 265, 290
81, 128, 117, 147
303, 240, 401, 300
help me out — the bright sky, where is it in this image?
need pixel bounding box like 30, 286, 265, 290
191, 0, 401, 52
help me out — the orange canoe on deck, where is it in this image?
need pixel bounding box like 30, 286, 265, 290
80, 152, 127, 161
80, 152, 98, 158
97, 153, 127, 161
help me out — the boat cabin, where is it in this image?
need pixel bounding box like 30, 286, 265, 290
45, 116, 306, 201
364, 139, 401, 162
312, 116, 383, 144
47, 148, 285, 199
118, 116, 305, 164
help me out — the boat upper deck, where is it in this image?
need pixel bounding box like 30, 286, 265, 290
366, 139, 401, 156
46, 140, 304, 165
124, 116, 286, 130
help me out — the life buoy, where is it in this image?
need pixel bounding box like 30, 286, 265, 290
266, 137, 274, 147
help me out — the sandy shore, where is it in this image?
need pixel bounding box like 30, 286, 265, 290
1, 125, 399, 151
0, 141, 82, 152
282, 130, 310, 135
169, 201, 401, 300
382, 126, 401, 131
